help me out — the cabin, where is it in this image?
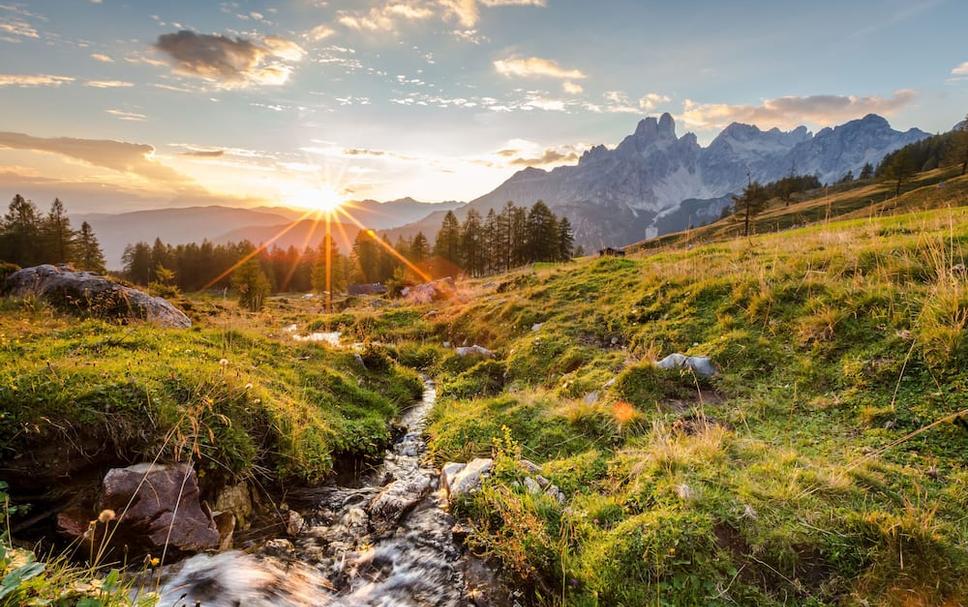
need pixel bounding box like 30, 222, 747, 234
598, 247, 626, 257
347, 282, 387, 296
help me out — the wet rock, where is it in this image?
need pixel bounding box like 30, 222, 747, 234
4, 264, 191, 328
368, 474, 433, 533
213, 482, 253, 529
214, 512, 235, 550
286, 510, 304, 536
264, 538, 295, 554
56, 506, 92, 543
445, 458, 493, 498
455, 345, 494, 358
656, 353, 717, 378
98, 463, 219, 554
440, 462, 466, 496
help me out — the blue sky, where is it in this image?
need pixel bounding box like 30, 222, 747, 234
0, 0, 966, 212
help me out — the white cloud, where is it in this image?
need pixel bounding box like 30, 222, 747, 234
951, 61, 968, 76
106, 109, 147, 121
86, 80, 134, 88
0, 74, 74, 87
601, 91, 639, 113
679, 90, 918, 129
494, 56, 586, 80
90, 53, 114, 62
639, 92, 670, 110
562, 81, 583, 94
307, 24, 335, 40
338, 2, 434, 31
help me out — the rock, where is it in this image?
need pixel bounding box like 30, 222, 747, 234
56, 506, 92, 543
213, 512, 235, 550
368, 474, 433, 533
519, 459, 540, 474
523, 477, 542, 495
354, 352, 366, 368
535, 475, 550, 489
531, 323, 544, 332
401, 277, 456, 303
656, 353, 717, 378
98, 463, 219, 554
285, 510, 304, 536
4, 264, 191, 328
545, 485, 566, 504
440, 462, 467, 496
446, 458, 493, 498
213, 482, 253, 530
455, 345, 494, 358
451, 522, 472, 544
583, 391, 600, 405
264, 538, 294, 553
742, 504, 758, 520
347, 282, 387, 296
603, 377, 616, 388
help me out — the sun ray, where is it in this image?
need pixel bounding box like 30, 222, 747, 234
334, 205, 432, 283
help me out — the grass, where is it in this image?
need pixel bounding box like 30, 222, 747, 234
409, 204, 968, 606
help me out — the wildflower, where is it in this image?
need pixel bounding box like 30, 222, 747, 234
244, 382, 253, 390
97, 509, 116, 523
219, 358, 229, 367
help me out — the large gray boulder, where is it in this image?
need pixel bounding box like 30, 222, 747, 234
3, 264, 190, 328
98, 463, 219, 554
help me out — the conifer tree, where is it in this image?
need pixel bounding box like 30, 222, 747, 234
526, 201, 558, 262
232, 258, 270, 311
433, 210, 461, 264
557, 217, 575, 261
460, 209, 485, 276
121, 242, 152, 284
732, 181, 769, 237
352, 229, 381, 282
75, 221, 106, 273
1, 194, 42, 266
42, 198, 75, 264
859, 162, 874, 180
410, 232, 430, 264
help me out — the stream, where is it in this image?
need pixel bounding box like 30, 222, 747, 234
149, 379, 503, 606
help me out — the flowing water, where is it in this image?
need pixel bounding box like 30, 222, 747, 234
150, 380, 503, 606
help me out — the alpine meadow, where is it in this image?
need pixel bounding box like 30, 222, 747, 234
1, 1, 968, 606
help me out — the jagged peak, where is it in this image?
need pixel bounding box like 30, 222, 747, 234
633, 113, 677, 140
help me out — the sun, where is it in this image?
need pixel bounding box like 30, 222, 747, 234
287, 185, 344, 213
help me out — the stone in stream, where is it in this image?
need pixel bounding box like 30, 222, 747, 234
443, 458, 493, 498
98, 463, 219, 554
3, 264, 191, 327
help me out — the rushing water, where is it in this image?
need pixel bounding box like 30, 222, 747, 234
151, 380, 501, 607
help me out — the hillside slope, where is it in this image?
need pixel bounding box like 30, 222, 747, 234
329, 206, 968, 605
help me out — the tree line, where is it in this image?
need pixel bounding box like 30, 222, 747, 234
0, 195, 106, 272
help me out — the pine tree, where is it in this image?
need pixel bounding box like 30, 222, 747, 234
483, 209, 499, 274
410, 232, 430, 264
952, 114, 968, 176
499, 202, 514, 272
1, 194, 42, 266
859, 162, 874, 180
42, 198, 75, 264
881, 149, 915, 197
509, 205, 528, 266
232, 258, 270, 312
311, 234, 342, 293
352, 229, 381, 282
557, 217, 575, 261
460, 209, 485, 276
433, 211, 461, 264
75, 221, 106, 273
526, 201, 558, 262
122, 242, 152, 284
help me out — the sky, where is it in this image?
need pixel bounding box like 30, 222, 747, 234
0, 0, 966, 213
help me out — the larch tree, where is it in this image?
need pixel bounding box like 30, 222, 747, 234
433, 210, 461, 265
42, 198, 75, 264
75, 221, 106, 273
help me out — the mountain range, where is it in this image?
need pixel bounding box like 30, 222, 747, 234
446, 112, 931, 248
78, 198, 463, 268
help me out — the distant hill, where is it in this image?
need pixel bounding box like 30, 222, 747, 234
214, 218, 363, 253
78, 198, 463, 269
77, 205, 293, 269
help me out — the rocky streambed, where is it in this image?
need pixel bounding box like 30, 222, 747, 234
144, 379, 508, 607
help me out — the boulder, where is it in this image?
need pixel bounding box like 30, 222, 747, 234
401, 277, 456, 303
444, 458, 493, 498
3, 264, 190, 328
656, 353, 717, 378
98, 463, 219, 554
440, 462, 466, 496
212, 482, 253, 529
523, 477, 542, 495
285, 510, 304, 536
455, 345, 494, 358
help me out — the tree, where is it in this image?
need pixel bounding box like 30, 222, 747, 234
951, 114, 968, 176
352, 229, 381, 282
460, 209, 485, 276
75, 221, 106, 273
42, 198, 75, 264
525, 201, 558, 262
557, 217, 575, 261
232, 258, 270, 312
1, 194, 42, 266
122, 242, 152, 284
311, 235, 342, 294
881, 149, 915, 197
732, 181, 769, 237
859, 162, 874, 180
433, 211, 461, 264
838, 170, 854, 184
410, 232, 430, 264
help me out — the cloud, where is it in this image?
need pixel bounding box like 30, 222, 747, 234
494, 56, 586, 80
0, 132, 189, 185
338, 2, 434, 31
0, 74, 74, 87
639, 92, 670, 110
562, 81, 583, 94
106, 109, 147, 121
307, 24, 335, 40
679, 90, 918, 129
153, 30, 305, 88
600, 90, 639, 113
90, 53, 114, 62
177, 148, 225, 157
952, 61, 968, 76
86, 80, 134, 88
496, 139, 586, 168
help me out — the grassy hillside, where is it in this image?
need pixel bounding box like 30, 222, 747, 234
632, 167, 968, 254
330, 206, 968, 605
